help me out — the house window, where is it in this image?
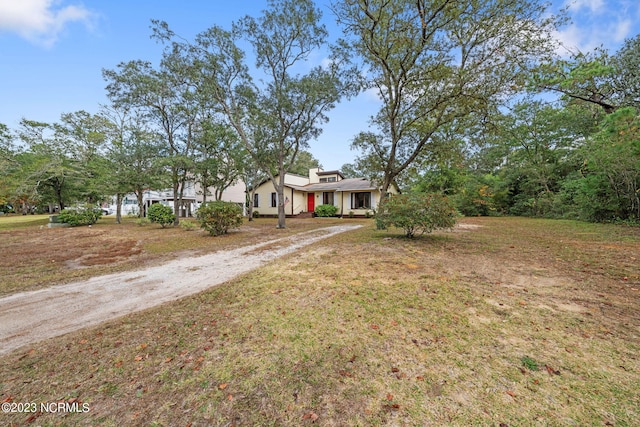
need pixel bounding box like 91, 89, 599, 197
319, 176, 337, 183
322, 192, 334, 205
271, 192, 277, 208
351, 192, 371, 209
319, 177, 328, 183
253, 194, 259, 208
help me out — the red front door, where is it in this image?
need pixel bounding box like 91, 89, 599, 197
307, 193, 315, 212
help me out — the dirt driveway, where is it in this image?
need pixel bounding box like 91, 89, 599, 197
0, 224, 361, 355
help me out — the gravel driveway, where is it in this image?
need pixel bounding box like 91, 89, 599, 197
0, 224, 361, 355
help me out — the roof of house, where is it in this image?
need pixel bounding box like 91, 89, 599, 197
288, 178, 378, 192
316, 170, 345, 179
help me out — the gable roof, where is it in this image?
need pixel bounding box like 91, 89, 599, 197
288, 178, 377, 192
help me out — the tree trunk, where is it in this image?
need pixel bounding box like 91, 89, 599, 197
276, 173, 286, 229
115, 193, 123, 224
173, 180, 180, 225
381, 174, 394, 196
55, 179, 65, 211
135, 191, 145, 218
247, 186, 256, 221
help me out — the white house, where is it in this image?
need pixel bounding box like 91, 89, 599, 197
251, 168, 398, 217
108, 180, 246, 217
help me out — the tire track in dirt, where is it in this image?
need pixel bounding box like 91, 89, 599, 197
0, 225, 361, 354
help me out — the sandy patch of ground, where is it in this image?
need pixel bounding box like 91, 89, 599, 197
0, 224, 361, 354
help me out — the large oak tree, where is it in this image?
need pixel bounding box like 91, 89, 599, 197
333, 0, 561, 193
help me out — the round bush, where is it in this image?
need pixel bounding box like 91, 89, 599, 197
58, 207, 102, 226
314, 204, 338, 217
376, 193, 457, 237
197, 201, 243, 236
147, 203, 175, 228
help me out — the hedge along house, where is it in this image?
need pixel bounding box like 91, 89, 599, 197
251, 168, 398, 217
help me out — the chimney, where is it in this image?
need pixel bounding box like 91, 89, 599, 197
309, 167, 323, 184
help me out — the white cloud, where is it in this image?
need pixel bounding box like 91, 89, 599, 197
565, 0, 605, 14
321, 57, 334, 70
613, 19, 632, 43
0, 0, 94, 47
554, 0, 637, 56
553, 26, 585, 55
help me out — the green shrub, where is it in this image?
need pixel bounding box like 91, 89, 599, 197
147, 204, 175, 228
252, 210, 260, 218
58, 207, 102, 226
136, 217, 150, 227
376, 193, 457, 238
315, 204, 338, 217
180, 220, 197, 231
197, 201, 243, 236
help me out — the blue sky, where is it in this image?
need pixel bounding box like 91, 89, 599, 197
1, 0, 639, 170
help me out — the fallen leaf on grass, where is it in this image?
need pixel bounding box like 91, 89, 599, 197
134, 356, 143, 362
17, 348, 36, 360
545, 365, 561, 375
25, 414, 40, 423
338, 370, 354, 378
302, 412, 319, 421
386, 393, 393, 401
218, 383, 228, 390
506, 390, 517, 398
370, 324, 379, 330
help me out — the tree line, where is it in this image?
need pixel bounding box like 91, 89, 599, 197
1, 0, 638, 226
398, 35, 640, 223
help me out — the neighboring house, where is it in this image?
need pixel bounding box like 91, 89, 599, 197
107, 180, 246, 217
252, 168, 398, 217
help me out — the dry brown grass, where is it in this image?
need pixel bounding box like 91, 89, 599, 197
0, 216, 638, 426
0, 215, 347, 296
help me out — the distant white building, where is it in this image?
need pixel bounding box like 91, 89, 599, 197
107, 180, 247, 217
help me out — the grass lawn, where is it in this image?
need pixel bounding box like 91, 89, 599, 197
0, 216, 638, 426
0, 214, 50, 230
